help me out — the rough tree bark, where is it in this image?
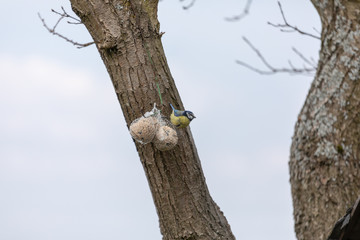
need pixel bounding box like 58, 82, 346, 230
290, 1, 360, 239
68, 0, 235, 239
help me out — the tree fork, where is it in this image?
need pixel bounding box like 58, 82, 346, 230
69, 0, 235, 239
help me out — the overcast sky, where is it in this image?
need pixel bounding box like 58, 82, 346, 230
0, 1, 320, 239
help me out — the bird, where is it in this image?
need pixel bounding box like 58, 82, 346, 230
170, 103, 196, 128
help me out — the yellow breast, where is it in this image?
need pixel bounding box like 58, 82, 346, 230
170, 112, 190, 128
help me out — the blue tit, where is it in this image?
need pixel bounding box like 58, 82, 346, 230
170, 103, 196, 128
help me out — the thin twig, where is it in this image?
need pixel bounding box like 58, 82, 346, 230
236, 37, 316, 75
313, 27, 321, 35
52, 7, 82, 24
235, 60, 275, 75
292, 47, 317, 68
310, 57, 317, 66
267, 1, 320, 40
38, 7, 94, 49
225, 0, 252, 21
242, 37, 276, 72
180, 0, 196, 10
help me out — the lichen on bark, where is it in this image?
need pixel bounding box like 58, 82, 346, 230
290, 1, 360, 239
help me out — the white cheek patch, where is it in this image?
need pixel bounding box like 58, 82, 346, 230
186, 112, 194, 120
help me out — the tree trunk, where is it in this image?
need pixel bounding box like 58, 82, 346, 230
68, 0, 235, 239
290, 1, 360, 239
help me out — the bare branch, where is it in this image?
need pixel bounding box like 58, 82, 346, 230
38, 7, 95, 49
268, 1, 320, 40
237, 37, 317, 75
225, 0, 252, 21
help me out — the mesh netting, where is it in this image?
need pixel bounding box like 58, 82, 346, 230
129, 104, 178, 151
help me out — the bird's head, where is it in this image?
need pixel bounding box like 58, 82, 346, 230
185, 111, 196, 121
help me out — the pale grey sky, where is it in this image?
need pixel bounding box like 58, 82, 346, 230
0, 1, 320, 239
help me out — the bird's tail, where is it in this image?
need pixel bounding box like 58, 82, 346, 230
169, 103, 175, 111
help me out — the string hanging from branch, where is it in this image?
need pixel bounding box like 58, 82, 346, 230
145, 44, 163, 106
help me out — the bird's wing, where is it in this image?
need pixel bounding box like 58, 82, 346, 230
173, 109, 183, 117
